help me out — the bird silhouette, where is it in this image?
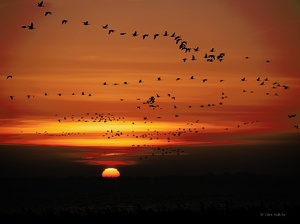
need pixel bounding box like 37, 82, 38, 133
62, 20, 68, 24
191, 55, 196, 61
288, 114, 296, 118
163, 31, 169, 36
102, 24, 109, 29
154, 33, 159, 39
28, 22, 35, 30
194, 47, 199, 52
83, 21, 90, 26
157, 77, 161, 81
182, 58, 187, 62
294, 126, 299, 129
175, 38, 182, 44
133, 31, 138, 36
190, 76, 195, 80
142, 34, 149, 39
9, 96, 14, 100
6, 75, 12, 79
37, 1, 44, 7
108, 29, 115, 34
45, 11, 52, 16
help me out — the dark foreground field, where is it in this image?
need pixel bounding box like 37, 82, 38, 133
0, 173, 299, 219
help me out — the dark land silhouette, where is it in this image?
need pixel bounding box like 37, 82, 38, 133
0, 173, 299, 219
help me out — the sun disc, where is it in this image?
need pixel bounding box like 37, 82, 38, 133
101, 168, 120, 178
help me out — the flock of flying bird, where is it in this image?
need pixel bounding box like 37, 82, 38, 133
2, 1, 299, 161
21, 1, 228, 63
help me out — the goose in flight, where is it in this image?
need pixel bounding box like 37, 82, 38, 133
183, 58, 187, 62
194, 47, 199, 52
157, 77, 161, 81
28, 23, 35, 30
37, 1, 44, 7
102, 24, 108, 29
133, 31, 138, 36
108, 29, 115, 34
83, 21, 90, 26
142, 34, 149, 39
62, 20, 68, 24
9, 96, 14, 100
175, 38, 182, 44
295, 125, 299, 129
163, 31, 169, 36
191, 55, 196, 61
154, 33, 159, 39
7, 75, 12, 79
45, 11, 52, 16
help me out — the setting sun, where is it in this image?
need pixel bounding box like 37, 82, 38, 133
101, 168, 120, 178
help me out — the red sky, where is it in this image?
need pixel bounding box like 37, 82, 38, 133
0, 0, 299, 170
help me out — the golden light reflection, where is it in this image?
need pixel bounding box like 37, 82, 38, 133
0, 118, 238, 147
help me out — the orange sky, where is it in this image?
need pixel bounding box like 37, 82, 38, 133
0, 0, 299, 154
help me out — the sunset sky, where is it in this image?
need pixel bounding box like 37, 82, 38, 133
0, 0, 299, 176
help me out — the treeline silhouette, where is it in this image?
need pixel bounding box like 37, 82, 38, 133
0, 173, 299, 219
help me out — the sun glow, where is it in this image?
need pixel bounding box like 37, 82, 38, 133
102, 168, 120, 178
0, 118, 225, 147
